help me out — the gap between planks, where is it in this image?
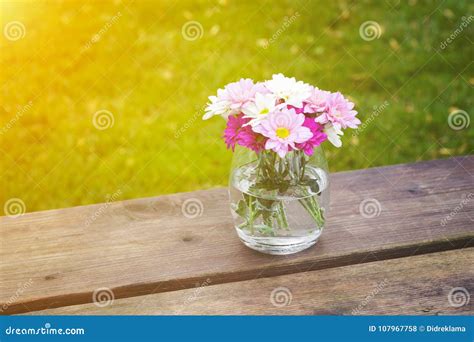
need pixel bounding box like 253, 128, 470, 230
26, 248, 474, 315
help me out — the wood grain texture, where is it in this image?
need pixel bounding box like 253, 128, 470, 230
28, 249, 474, 315
1, 156, 473, 314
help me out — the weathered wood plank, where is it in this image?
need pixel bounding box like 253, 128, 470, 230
1, 156, 473, 314
28, 249, 474, 315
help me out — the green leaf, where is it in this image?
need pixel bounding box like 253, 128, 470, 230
234, 199, 248, 217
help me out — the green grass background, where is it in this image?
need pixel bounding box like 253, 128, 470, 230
1, 0, 472, 213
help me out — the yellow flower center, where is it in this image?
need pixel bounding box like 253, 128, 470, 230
259, 108, 269, 115
276, 127, 290, 139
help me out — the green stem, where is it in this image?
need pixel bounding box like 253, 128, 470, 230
263, 215, 273, 228
246, 194, 256, 235
237, 150, 324, 235
299, 195, 325, 228
275, 201, 289, 229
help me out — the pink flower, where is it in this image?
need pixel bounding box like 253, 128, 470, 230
203, 79, 267, 120
254, 108, 313, 158
224, 79, 267, 112
238, 126, 266, 152
287, 105, 305, 114
223, 114, 265, 152
295, 118, 327, 156
315, 92, 360, 129
303, 87, 330, 114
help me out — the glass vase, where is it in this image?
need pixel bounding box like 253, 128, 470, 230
229, 146, 330, 255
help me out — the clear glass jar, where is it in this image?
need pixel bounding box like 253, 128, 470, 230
229, 146, 330, 255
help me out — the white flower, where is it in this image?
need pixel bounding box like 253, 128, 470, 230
324, 123, 344, 148
202, 89, 232, 120
265, 73, 312, 108
241, 92, 277, 127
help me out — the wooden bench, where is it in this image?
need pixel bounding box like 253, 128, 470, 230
1, 156, 473, 315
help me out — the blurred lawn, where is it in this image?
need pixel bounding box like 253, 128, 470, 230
1, 0, 472, 212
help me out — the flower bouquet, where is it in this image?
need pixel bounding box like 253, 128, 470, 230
203, 74, 360, 254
